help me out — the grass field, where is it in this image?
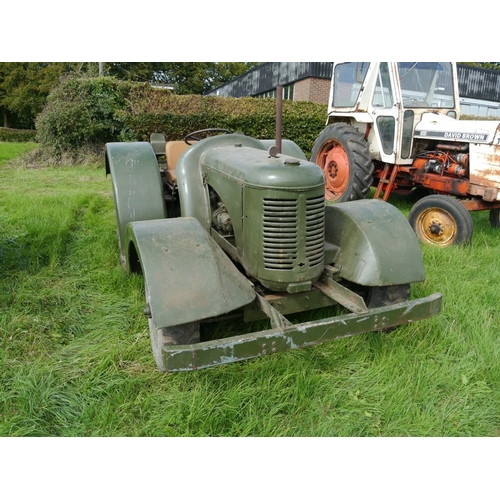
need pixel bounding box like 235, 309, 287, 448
1, 142, 500, 439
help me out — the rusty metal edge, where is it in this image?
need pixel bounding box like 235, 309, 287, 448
160, 292, 442, 372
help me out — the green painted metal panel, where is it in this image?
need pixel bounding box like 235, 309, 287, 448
325, 199, 426, 286
259, 139, 307, 160
176, 134, 267, 229
160, 292, 442, 371
202, 146, 324, 189
105, 142, 166, 265
125, 217, 256, 328
242, 185, 325, 292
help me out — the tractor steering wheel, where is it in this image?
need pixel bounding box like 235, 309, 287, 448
184, 128, 233, 145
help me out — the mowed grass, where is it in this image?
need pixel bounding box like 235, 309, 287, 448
1, 143, 500, 437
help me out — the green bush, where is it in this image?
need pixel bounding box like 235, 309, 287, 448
0, 127, 37, 142
35, 77, 135, 157
35, 77, 328, 159
118, 87, 327, 155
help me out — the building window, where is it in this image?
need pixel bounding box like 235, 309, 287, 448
257, 84, 294, 100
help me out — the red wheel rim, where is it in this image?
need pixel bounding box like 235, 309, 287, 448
315, 140, 350, 201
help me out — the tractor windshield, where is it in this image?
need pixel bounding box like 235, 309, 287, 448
332, 62, 369, 107
398, 62, 455, 109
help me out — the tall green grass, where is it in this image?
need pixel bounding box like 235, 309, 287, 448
1, 144, 500, 437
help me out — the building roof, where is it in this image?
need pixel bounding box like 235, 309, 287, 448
206, 63, 500, 103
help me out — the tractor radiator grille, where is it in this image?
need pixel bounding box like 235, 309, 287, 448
305, 196, 326, 267
262, 196, 325, 270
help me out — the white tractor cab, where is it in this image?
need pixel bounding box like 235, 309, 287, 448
310, 62, 500, 246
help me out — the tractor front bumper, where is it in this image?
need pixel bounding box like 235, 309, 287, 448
159, 292, 442, 372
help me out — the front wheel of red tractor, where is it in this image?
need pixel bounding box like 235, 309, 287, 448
310, 123, 373, 203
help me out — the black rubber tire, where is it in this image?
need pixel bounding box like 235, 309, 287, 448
149, 323, 200, 372
310, 122, 373, 203
344, 283, 411, 333
367, 284, 411, 333
364, 284, 411, 308
145, 284, 200, 372
408, 195, 473, 247
489, 208, 500, 228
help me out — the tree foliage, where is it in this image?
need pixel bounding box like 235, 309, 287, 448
35, 76, 327, 160
459, 62, 500, 70
157, 62, 258, 94
0, 62, 259, 129
36, 77, 135, 155
0, 62, 77, 128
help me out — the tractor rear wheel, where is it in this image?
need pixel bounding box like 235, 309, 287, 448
408, 195, 473, 246
489, 208, 500, 228
310, 123, 373, 203
145, 285, 200, 372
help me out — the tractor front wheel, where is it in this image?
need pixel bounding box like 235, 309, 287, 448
145, 285, 200, 372
364, 284, 411, 308
408, 195, 473, 246
344, 283, 411, 333
310, 123, 373, 203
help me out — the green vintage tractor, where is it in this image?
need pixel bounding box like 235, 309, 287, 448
105, 129, 442, 372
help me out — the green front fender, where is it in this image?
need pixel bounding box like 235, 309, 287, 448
105, 142, 167, 263
325, 199, 426, 286
125, 217, 256, 328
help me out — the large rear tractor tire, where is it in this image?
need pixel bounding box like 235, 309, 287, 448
310, 123, 373, 203
408, 195, 473, 247
489, 208, 500, 228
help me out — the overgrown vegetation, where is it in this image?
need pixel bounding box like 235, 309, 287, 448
0, 62, 259, 128
1, 145, 499, 437
0, 127, 37, 142
34, 77, 327, 161
35, 78, 134, 157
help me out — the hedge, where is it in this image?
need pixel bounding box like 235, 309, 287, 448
0, 127, 37, 143
35, 77, 328, 159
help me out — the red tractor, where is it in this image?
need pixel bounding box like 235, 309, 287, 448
311, 62, 500, 246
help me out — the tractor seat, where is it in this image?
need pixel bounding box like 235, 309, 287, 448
165, 141, 191, 183
150, 133, 167, 156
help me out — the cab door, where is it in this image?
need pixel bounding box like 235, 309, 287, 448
368, 62, 399, 164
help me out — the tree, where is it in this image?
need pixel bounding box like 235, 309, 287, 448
0, 62, 77, 128
106, 62, 168, 82
459, 62, 500, 70
0, 62, 258, 128
158, 62, 258, 94
91, 62, 259, 92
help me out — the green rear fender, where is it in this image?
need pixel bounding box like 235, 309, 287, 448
125, 217, 256, 328
325, 199, 426, 286
259, 139, 307, 159
105, 142, 167, 265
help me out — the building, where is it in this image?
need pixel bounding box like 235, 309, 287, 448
206, 62, 500, 118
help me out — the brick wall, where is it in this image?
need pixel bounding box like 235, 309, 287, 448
294, 77, 330, 104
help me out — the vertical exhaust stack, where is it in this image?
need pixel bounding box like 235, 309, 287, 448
276, 85, 283, 154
